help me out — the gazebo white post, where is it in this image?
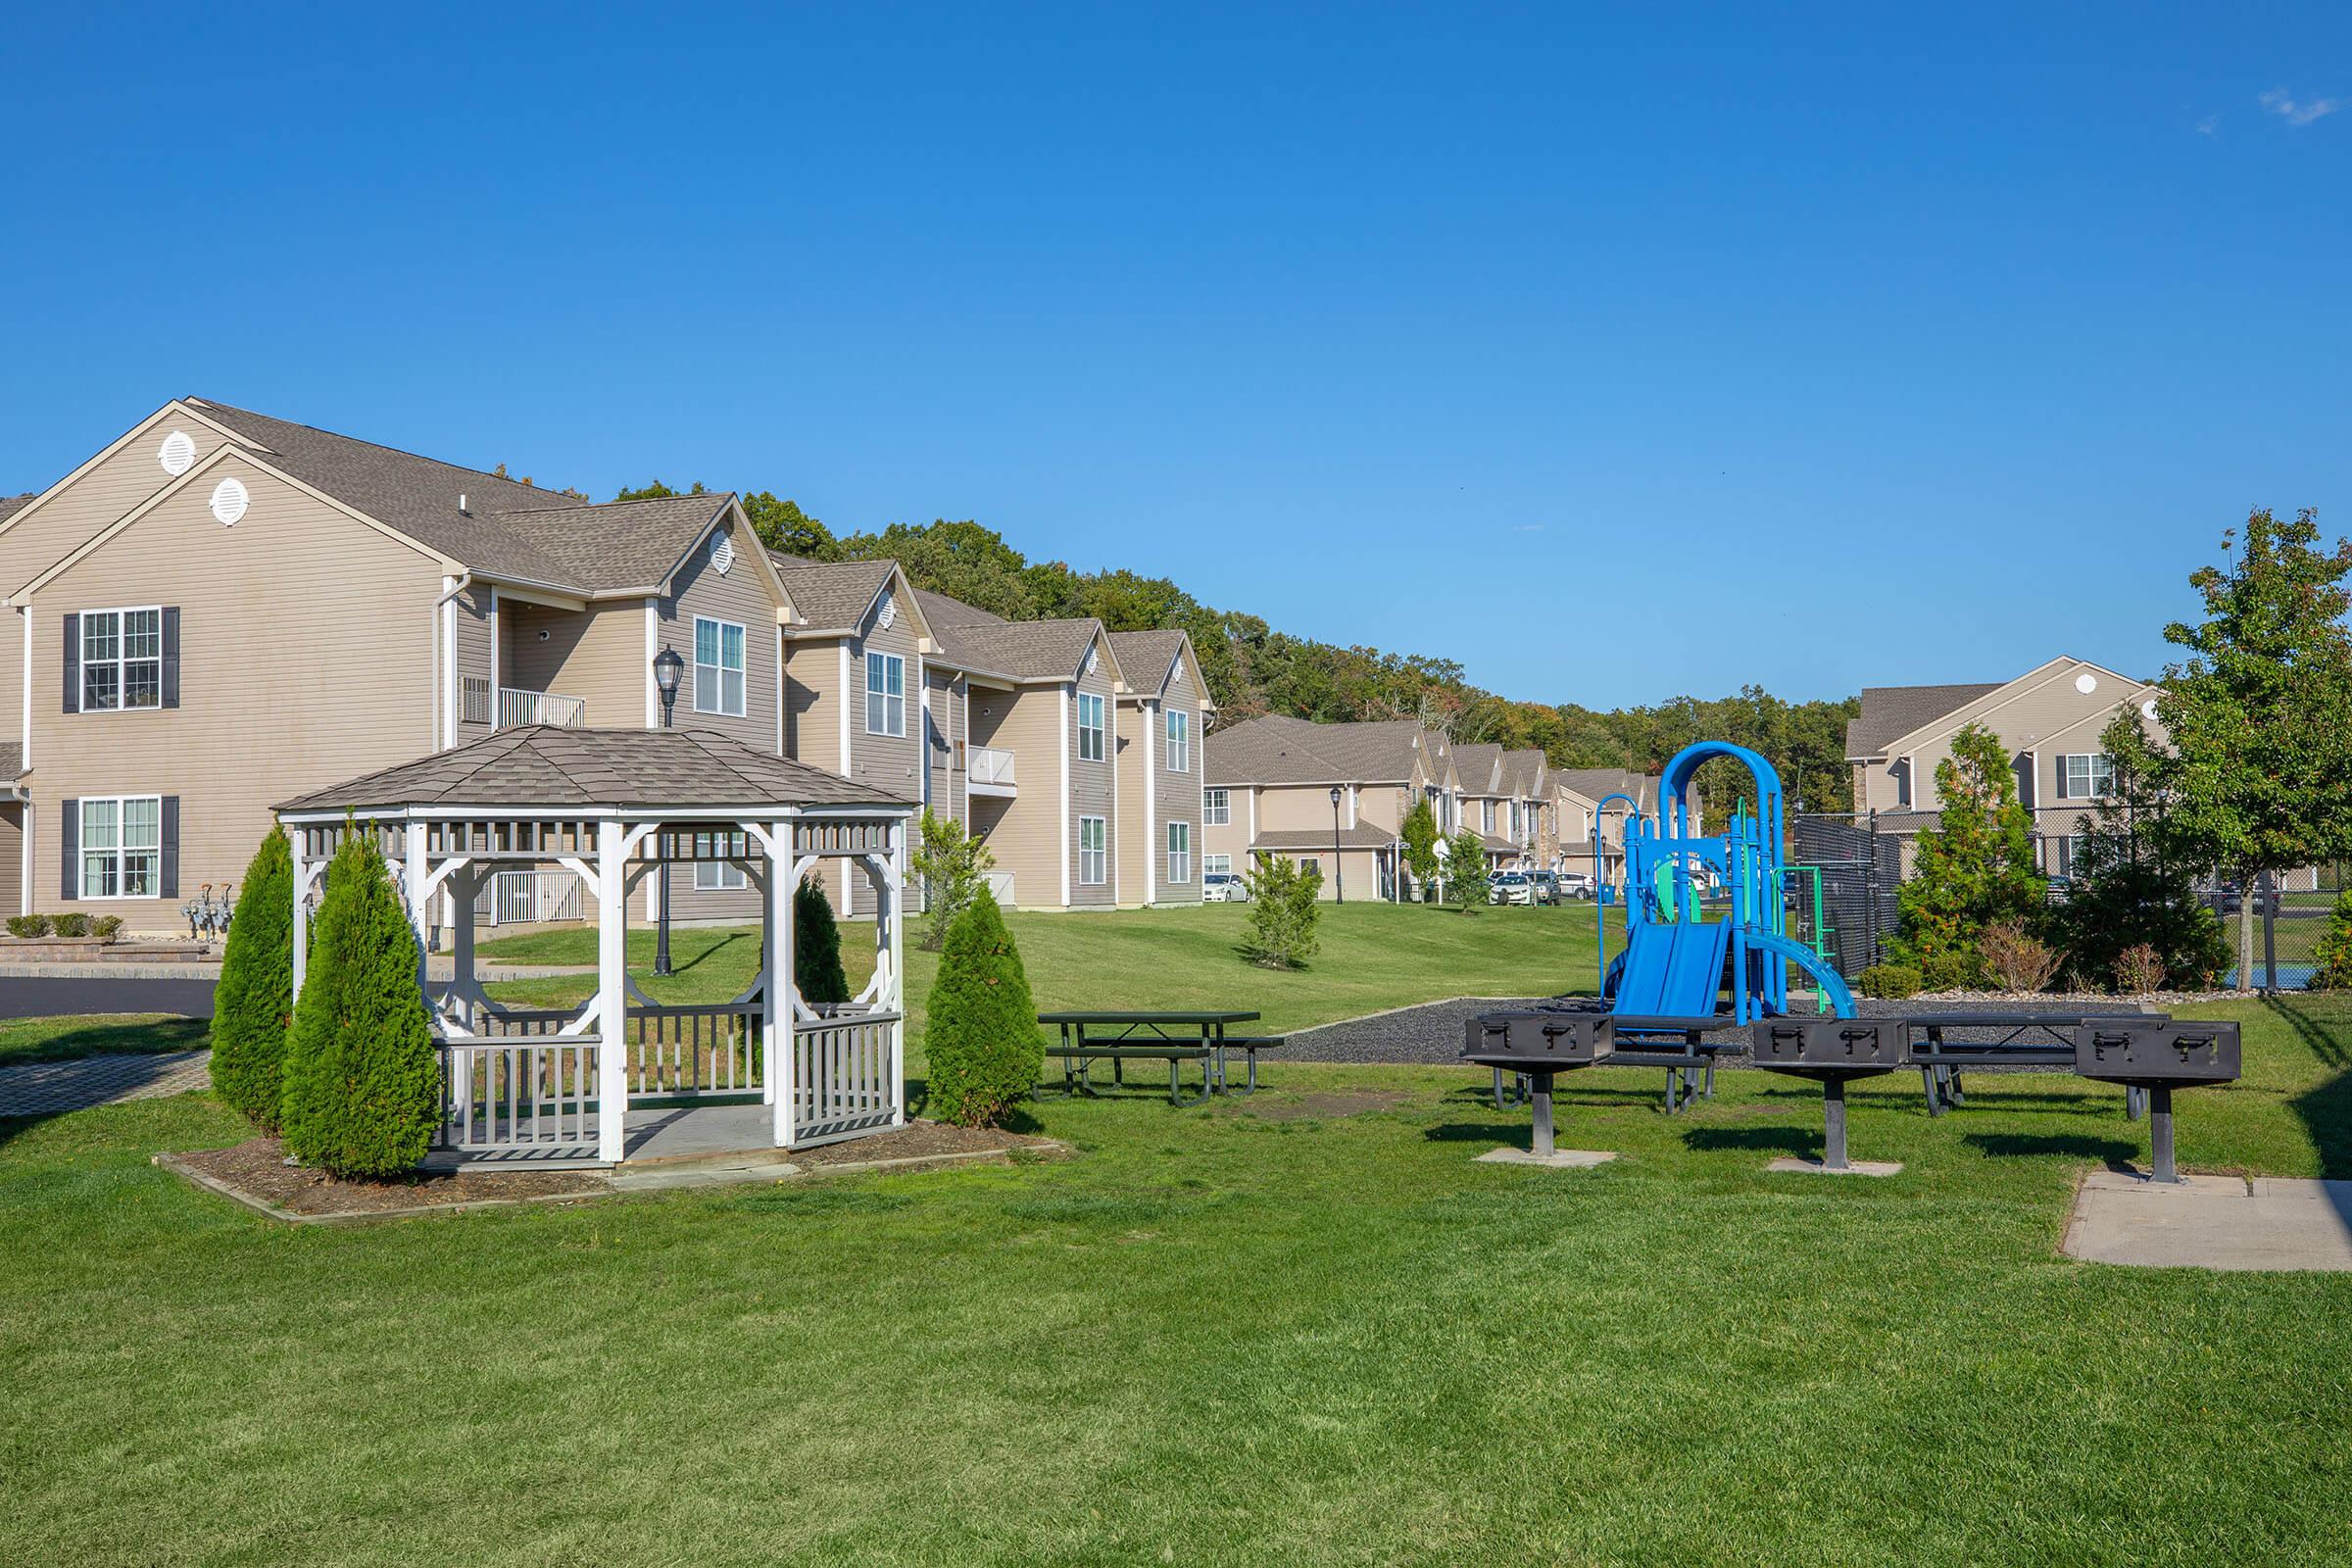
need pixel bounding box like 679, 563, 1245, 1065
771, 819, 797, 1150
595, 818, 629, 1164
404, 819, 431, 991
760, 836, 779, 1108
450, 863, 478, 1032
888, 815, 907, 1127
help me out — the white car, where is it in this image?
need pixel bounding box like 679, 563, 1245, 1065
1201, 871, 1250, 904
1557, 871, 1596, 901
1488, 871, 1535, 906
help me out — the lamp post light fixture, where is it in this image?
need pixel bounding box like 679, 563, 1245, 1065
1329, 785, 1346, 905
651, 645, 685, 976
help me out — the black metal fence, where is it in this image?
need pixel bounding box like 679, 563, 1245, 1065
1788, 814, 1902, 979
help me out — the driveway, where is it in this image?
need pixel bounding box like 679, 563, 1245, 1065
0, 974, 216, 1020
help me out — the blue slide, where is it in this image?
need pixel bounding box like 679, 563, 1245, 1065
1741, 928, 1858, 1017
1610, 918, 1732, 1016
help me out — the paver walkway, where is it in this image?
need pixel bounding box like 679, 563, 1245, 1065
0, 1050, 212, 1117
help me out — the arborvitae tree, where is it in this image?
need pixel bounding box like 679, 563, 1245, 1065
1240, 854, 1323, 968
1893, 722, 2042, 989
209, 828, 294, 1128
909, 808, 995, 952
795, 875, 851, 1005
1446, 827, 1491, 911
924, 888, 1042, 1127
278, 833, 439, 1177
1400, 797, 1442, 904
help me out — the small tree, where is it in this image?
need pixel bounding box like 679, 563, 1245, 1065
210, 828, 295, 1129
1240, 854, 1322, 968
2309, 888, 2352, 992
909, 808, 995, 952
1400, 797, 1442, 905
2047, 708, 2229, 991
1894, 722, 2041, 988
278, 833, 439, 1178
924, 887, 1042, 1127
1446, 827, 1490, 911
2123, 508, 2352, 993
795, 875, 850, 1005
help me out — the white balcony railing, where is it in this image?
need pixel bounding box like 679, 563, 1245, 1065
967, 746, 1016, 791
984, 870, 1016, 906
498, 687, 588, 729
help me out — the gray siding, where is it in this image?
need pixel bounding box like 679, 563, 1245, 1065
1071, 657, 1116, 907
661, 523, 780, 923
1154, 661, 1205, 904
454, 583, 495, 744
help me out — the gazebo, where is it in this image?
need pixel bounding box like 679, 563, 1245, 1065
274, 726, 918, 1167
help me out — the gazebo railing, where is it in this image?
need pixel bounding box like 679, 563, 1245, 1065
626, 1003, 762, 1099
439, 1035, 602, 1154
791, 1010, 902, 1145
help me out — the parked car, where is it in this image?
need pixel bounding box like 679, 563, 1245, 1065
1528, 870, 1564, 906
1557, 870, 1596, 901
1202, 871, 1250, 904
1489, 871, 1535, 906
2206, 880, 2280, 917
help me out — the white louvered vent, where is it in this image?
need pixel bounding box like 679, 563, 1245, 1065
158, 430, 196, 476
2141, 698, 2159, 720
2075, 672, 2098, 695
1084, 645, 1099, 676
710, 529, 735, 575
876, 591, 896, 630
210, 477, 250, 526
1173, 656, 1186, 685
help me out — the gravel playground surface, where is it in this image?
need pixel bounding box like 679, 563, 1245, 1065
1284, 995, 2160, 1068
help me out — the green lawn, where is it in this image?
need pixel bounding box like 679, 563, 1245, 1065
2, 993, 2349, 1564
0, 1012, 211, 1066
479, 901, 1617, 1070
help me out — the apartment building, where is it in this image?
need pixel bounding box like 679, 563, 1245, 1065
0, 398, 1211, 929
1553, 767, 1663, 883
1450, 743, 1557, 872
1201, 715, 1461, 900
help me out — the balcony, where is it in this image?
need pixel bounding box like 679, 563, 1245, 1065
496, 686, 587, 729
967, 745, 1016, 798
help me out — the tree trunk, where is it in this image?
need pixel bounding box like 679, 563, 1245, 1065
2236, 870, 2256, 995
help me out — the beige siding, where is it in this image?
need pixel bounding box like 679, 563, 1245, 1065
783, 636, 843, 774
504, 599, 646, 731
0, 802, 20, 916
925, 665, 963, 822
1114, 701, 1149, 901
0, 411, 242, 598
0, 607, 22, 749
965, 684, 1061, 907
1201, 780, 1247, 870
845, 606, 924, 803
28, 455, 441, 930
661, 529, 783, 923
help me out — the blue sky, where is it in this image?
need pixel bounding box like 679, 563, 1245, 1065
5, 4, 2347, 707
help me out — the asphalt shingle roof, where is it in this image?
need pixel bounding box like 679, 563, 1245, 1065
275, 726, 916, 813
0, 742, 22, 781
1554, 768, 1655, 808
1451, 743, 1504, 794
767, 553, 898, 632
0, 494, 34, 526
1205, 715, 1434, 787
191, 401, 735, 596
1845, 681, 2002, 758
912, 587, 1004, 629
1250, 824, 1401, 851
929, 617, 1109, 683
1105, 629, 1189, 696
1501, 747, 1547, 796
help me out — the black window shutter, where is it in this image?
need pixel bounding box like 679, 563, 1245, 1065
62, 613, 79, 714
60, 798, 78, 901
160, 797, 180, 900
162, 608, 180, 709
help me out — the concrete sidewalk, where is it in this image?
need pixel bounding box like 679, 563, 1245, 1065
2064, 1169, 2352, 1271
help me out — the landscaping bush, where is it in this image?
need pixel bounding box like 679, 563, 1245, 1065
1857, 962, 1922, 1000
1241, 854, 1322, 969
2308, 889, 2352, 992
92, 914, 123, 942
1400, 797, 1442, 904
1446, 829, 1490, 911
1981, 917, 2063, 993
5, 914, 49, 938
51, 912, 91, 938
924, 887, 1041, 1127
2115, 943, 2166, 995
795, 875, 850, 1005
279, 833, 439, 1178
1892, 722, 2040, 988
210, 829, 294, 1129
910, 807, 994, 952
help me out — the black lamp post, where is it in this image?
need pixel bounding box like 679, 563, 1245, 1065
1329, 785, 1346, 905
652, 645, 685, 976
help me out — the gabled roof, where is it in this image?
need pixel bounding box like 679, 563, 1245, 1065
913, 587, 1004, 630
1554, 767, 1652, 807
1450, 742, 1504, 794
766, 553, 907, 634
929, 616, 1117, 684
189, 401, 751, 597
0, 495, 33, 526
1501, 748, 1548, 796
275, 726, 914, 814
1105, 629, 1194, 701
1250, 823, 1401, 852
1844, 681, 2002, 759
1205, 715, 1436, 787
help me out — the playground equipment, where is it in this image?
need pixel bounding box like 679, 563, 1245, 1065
1592, 741, 1856, 1023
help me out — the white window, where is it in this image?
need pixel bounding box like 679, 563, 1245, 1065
1165, 709, 1190, 772
80, 608, 163, 711
2060, 754, 2114, 801
865, 651, 906, 737
1077, 692, 1105, 762
1166, 821, 1192, 884
1078, 815, 1107, 885
1203, 854, 1232, 879
1482, 800, 1495, 832
79, 795, 161, 899
1203, 788, 1230, 826
693, 616, 746, 716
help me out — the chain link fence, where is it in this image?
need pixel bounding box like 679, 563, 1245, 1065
1788, 813, 1902, 979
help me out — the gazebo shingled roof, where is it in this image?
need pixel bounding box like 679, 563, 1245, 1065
275, 726, 917, 815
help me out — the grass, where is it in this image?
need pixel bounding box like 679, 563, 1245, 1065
0, 1013, 211, 1066
2, 991, 2349, 1564
478, 901, 1616, 1071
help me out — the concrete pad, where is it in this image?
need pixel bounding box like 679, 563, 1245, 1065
1767, 1156, 1904, 1178
2065, 1170, 2352, 1272
1475, 1148, 1618, 1169
610, 1160, 802, 1193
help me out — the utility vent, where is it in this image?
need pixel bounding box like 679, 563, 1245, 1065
2141, 698, 2159, 720
158, 429, 196, 476
2075, 671, 2098, 695
710, 529, 735, 575
210, 477, 250, 526
875, 589, 895, 629
1084, 646, 1099, 676
1173, 656, 1185, 686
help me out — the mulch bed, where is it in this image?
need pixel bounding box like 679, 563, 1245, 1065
171, 1136, 606, 1217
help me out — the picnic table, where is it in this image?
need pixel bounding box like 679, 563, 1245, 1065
1899, 1010, 2168, 1117
1036, 1010, 1272, 1105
